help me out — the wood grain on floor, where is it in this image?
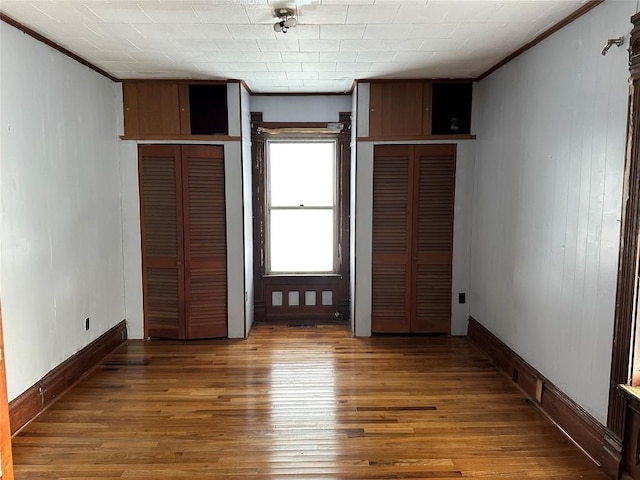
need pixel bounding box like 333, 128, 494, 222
11, 323, 608, 479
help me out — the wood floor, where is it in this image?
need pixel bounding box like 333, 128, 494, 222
11, 323, 607, 479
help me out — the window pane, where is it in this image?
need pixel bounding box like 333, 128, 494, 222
270, 210, 334, 272
269, 142, 334, 207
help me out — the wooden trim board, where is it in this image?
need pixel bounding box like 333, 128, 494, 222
357, 134, 476, 142
120, 135, 242, 142
468, 317, 619, 478
8, 320, 127, 435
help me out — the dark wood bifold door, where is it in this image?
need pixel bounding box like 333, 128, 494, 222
372, 144, 456, 334
139, 145, 227, 339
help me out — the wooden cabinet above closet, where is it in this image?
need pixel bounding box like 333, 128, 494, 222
364, 80, 474, 141
122, 81, 235, 140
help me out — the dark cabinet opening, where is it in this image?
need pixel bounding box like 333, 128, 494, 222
189, 84, 228, 135
431, 83, 472, 135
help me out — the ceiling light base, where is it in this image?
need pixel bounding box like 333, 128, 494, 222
275, 8, 295, 18
273, 7, 297, 34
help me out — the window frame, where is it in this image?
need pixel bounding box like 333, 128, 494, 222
607, 13, 640, 441
264, 136, 340, 275
249, 111, 352, 323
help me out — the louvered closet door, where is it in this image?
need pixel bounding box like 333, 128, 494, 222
371, 145, 414, 333
139, 145, 185, 339
412, 145, 456, 333
182, 146, 227, 338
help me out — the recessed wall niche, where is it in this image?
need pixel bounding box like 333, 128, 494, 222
431, 83, 472, 135
189, 84, 228, 135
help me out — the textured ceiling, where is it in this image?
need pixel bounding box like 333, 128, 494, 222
0, 0, 589, 93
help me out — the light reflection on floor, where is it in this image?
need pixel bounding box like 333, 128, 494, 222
268, 355, 338, 479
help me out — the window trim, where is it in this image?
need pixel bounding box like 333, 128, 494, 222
250, 111, 352, 323
264, 136, 339, 275
607, 12, 640, 442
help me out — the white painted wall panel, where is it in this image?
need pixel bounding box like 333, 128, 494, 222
227, 83, 241, 138
250, 95, 352, 122
354, 140, 475, 337
119, 139, 144, 339
0, 22, 125, 400
349, 86, 358, 334
451, 141, 474, 335
354, 142, 374, 337
224, 142, 246, 338
471, 0, 633, 423
240, 85, 255, 335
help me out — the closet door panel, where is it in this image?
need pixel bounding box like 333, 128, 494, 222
372, 263, 409, 332
136, 82, 181, 136
139, 145, 185, 339
182, 145, 227, 339
412, 144, 455, 333
371, 145, 414, 332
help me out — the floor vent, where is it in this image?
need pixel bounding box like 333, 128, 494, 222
288, 323, 317, 328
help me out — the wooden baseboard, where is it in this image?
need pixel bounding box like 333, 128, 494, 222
468, 317, 620, 478
9, 320, 127, 435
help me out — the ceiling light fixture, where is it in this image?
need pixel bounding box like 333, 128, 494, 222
273, 8, 297, 34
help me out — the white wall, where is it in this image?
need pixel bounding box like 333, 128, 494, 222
0, 23, 126, 400
354, 142, 374, 337
227, 83, 241, 137
353, 140, 475, 337
250, 95, 352, 122
224, 142, 246, 339
117, 86, 144, 341
472, 0, 633, 424
240, 85, 255, 335
349, 86, 358, 335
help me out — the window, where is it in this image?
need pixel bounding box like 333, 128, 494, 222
266, 139, 337, 274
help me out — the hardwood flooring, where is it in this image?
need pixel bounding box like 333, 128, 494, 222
11, 323, 608, 479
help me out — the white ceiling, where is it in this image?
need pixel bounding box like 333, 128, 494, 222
0, 0, 589, 93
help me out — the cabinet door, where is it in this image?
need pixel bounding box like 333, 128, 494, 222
124, 82, 181, 137
412, 145, 455, 333
139, 145, 185, 339
182, 146, 227, 339
371, 145, 414, 332
369, 82, 424, 138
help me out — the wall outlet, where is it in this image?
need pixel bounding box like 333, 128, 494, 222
85, 317, 90, 331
